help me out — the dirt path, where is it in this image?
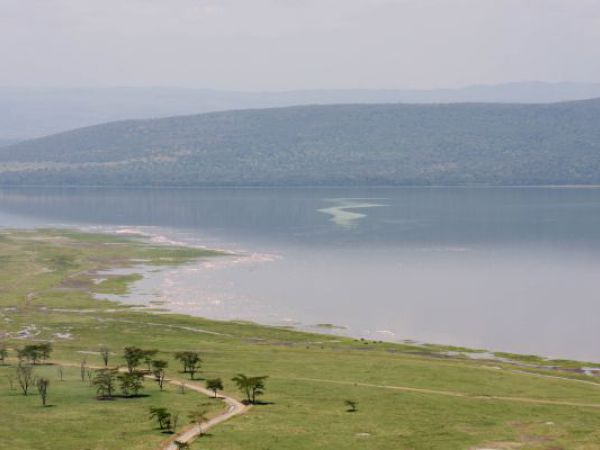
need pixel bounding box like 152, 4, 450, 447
21, 359, 600, 449
162, 379, 248, 450
509, 368, 600, 387
40, 359, 248, 449
280, 376, 600, 409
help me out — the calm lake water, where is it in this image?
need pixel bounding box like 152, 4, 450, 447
1, 186, 600, 361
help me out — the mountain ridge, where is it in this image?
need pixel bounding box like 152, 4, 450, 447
3, 81, 600, 141
1, 98, 600, 187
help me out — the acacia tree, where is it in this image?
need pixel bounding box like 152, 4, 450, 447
123, 347, 145, 373
16, 363, 34, 396
187, 354, 202, 380
231, 374, 268, 404
99, 346, 110, 367
249, 376, 267, 404
174, 351, 202, 378
344, 399, 358, 412
174, 352, 190, 373
18, 343, 53, 364
38, 342, 52, 363
149, 407, 172, 431
18, 345, 42, 365
152, 360, 168, 391
37, 377, 50, 406
93, 368, 118, 399
118, 371, 145, 397
205, 378, 223, 398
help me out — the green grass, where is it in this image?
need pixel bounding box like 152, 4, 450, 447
1, 229, 600, 450
94, 274, 144, 295
0, 364, 223, 450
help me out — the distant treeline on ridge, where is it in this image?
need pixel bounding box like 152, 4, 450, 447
1, 99, 600, 186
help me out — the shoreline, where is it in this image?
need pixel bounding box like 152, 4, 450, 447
3, 225, 600, 369
92, 227, 600, 369
3, 227, 600, 449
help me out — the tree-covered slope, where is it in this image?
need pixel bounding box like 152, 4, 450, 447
1, 99, 600, 186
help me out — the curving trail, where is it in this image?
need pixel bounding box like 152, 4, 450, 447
28, 359, 600, 449
40, 359, 248, 449
162, 379, 248, 450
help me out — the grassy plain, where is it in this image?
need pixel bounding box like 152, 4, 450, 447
1, 229, 599, 450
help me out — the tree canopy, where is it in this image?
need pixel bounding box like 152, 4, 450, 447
2, 100, 600, 187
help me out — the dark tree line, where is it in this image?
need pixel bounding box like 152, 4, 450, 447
17, 343, 52, 365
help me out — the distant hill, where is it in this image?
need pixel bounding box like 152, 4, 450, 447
1, 99, 600, 187
3, 81, 600, 141
0, 139, 17, 147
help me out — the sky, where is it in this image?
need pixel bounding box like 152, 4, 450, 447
1, 0, 600, 91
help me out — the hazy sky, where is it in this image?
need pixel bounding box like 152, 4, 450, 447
1, 0, 600, 90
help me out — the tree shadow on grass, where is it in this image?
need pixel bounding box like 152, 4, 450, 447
121, 394, 151, 399
95, 394, 151, 401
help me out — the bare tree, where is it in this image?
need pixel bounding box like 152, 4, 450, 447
37, 377, 50, 406
152, 360, 168, 391
16, 363, 35, 396
57, 366, 64, 381
99, 346, 110, 367
80, 359, 87, 382
86, 368, 94, 386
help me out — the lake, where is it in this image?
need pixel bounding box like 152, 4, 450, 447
1, 186, 600, 361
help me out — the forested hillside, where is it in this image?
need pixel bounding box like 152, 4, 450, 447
1, 99, 600, 186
